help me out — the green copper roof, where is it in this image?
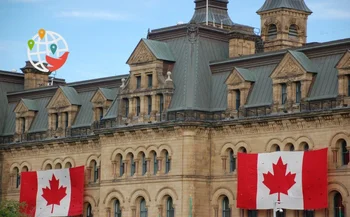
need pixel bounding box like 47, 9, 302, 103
257, 0, 312, 13
142, 39, 175, 62
99, 88, 116, 101
21, 99, 38, 111
235, 67, 256, 82
288, 50, 317, 73
59, 86, 81, 105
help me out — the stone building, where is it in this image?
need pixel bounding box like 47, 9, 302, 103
0, 0, 349, 217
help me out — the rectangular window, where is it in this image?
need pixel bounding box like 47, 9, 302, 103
142, 155, 147, 175
131, 156, 135, 176
136, 98, 141, 116
124, 99, 129, 117
235, 90, 241, 110
296, 81, 301, 103
54, 113, 59, 130
154, 154, 158, 175
147, 96, 152, 115
136, 76, 141, 89
281, 83, 287, 105
98, 108, 103, 121
248, 210, 258, 217
147, 74, 152, 88
119, 156, 124, 177
159, 94, 164, 112
64, 112, 69, 128
21, 117, 26, 133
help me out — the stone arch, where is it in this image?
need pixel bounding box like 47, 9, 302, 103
146, 145, 159, 158
124, 147, 135, 157
135, 146, 147, 159
129, 189, 151, 206
53, 158, 63, 167
158, 144, 173, 156
281, 137, 296, 150
103, 189, 125, 205
211, 187, 235, 205
41, 159, 54, 170
62, 157, 75, 168
265, 138, 283, 152
296, 136, 314, 150
84, 194, 97, 207
155, 187, 179, 204
9, 162, 20, 173
330, 132, 350, 149
110, 148, 125, 161
220, 142, 235, 156
86, 154, 100, 166
20, 161, 31, 171
329, 181, 350, 199
234, 141, 251, 153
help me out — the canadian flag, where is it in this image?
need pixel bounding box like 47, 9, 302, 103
237, 148, 328, 210
20, 166, 84, 217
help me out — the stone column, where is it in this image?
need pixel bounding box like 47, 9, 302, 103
134, 159, 140, 176
131, 205, 136, 217
105, 207, 111, 217
227, 90, 234, 110
123, 160, 128, 178
86, 166, 92, 183
157, 157, 163, 174
213, 205, 218, 217
221, 156, 227, 173
157, 205, 163, 217
145, 157, 151, 176
331, 148, 338, 168
97, 166, 101, 182
347, 146, 350, 166
112, 160, 117, 179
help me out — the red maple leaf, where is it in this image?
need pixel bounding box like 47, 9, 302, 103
262, 157, 296, 201
41, 174, 67, 213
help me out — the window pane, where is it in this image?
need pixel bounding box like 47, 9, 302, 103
348, 76, 350, 96
142, 153, 147, 175
281, 84, 287, 105
136, 98, 140, 116
296, 82, 301, 103
222, 197, 230, 217
136, 76, 141, 89
124, 99, 129, 117
165, 151, 170, 174
154, 153, 158, 175
236, 90, 241, 110
147, 74, 152, 88
229, 150, 235, 172
342, 140, 349, 166
120, 156, 124, 177
147, 96, 152, 115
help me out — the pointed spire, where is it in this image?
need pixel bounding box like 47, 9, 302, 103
257, 0, 312, 14
190, 0, 234, 26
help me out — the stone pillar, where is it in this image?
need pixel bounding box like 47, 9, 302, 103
112, 160, 116, 178
131, 205, 136, 217
86, 166, 92, 183
135, 159, 140, 176
227, 90, 234, 110
97, 166, 101, 182
123, 160, 128, 178
347, 146, 350, 166
222, 156, 227, 173
331, 148, 338, 168
145, 157, 151, 176
105, 207, 111, 217
157, 157, 163, 174
157, 205, 163, 217
213, 205, 218, 217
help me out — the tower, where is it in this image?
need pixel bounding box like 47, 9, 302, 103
190, 0, 234, 28
257, 0, 312, 52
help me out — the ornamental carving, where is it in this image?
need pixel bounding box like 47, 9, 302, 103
128, 42, 155, 64
187, 24, 199, 43
278, 59, 303, 78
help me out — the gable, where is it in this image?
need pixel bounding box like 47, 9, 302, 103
14, 99, 38, 113
91, 89, 107, 104
225, 69, 245, 86
47, 88, 71, 109
127, 40, 157, 65
336, 50, 350, 70
270, 52, 306, 79
14, 101, 29, 113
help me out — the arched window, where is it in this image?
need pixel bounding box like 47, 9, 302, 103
303, 210, 314, 217
87, 203, 93, 217
289, 24, 298, 38
55, 163, 62, 169
21, 117, 26, 133
167, 197, 174, 217
130, 155, 135, 176
153, 152, 158, 175
98, 108, 103, 121
142, 153, 147, 175
45, 164, 52, 170
119, 155, 124, 177
285, 143, 294, 151
64, 112, 69, 128
222, 197, 230, 217
123, 99, 129, 117
65, 162, 72, 168
14, 167, 20, 188
303, 143, 309, 151
165, 150, 171, 174
136, 97, 141, 116
272, 144, 280, 152
341, 140, 349, 166
22, 166, 28, 172
334, 192, 345, 217
92, 160, 99, 182
239, 147, 247, 153
235, 90, 241, 110
114, 200, 122, 217
140, 198, 147, 217
268, 24, 277, 39
229, 150, 235, 173
248, 210, 258, 217
54, 113, 59, 130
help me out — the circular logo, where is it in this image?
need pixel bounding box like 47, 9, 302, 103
27, 29, 69, 73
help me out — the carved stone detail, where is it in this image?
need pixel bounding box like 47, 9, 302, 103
128, 41, 155, 64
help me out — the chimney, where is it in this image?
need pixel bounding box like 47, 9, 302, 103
20, 61, 51, 90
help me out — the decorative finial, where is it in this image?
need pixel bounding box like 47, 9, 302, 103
165, 71, 172, 82
121, 78, 126, 88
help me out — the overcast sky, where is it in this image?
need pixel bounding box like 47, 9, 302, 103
0, 0, 349, 82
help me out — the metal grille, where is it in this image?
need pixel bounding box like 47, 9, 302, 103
268, 24, 277, 39
289, 24, 298, 38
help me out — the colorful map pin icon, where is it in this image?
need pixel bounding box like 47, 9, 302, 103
38, 29, 46, 39
50, 44, 57, 54
28, 39, 35, 50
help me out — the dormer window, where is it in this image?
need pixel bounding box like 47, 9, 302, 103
54, 113, 59, 130
281, 83, 287, 105
21, 117, 26, 134
136, 97, 141, 116
98, 108, 103, 121
288, 24, 298, 39
296, 81, 301, 103
124, 99, 129, 117
235, 90, 241, 110
147, 74, 153, 88
64, 112, 69, 128
159, 94, 164, 113
136, 76, 141, 89
268, 24, 277, 39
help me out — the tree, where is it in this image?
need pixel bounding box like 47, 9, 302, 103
0, 200, 28, 217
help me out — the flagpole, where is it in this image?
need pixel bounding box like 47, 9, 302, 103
206, 0, 209, 25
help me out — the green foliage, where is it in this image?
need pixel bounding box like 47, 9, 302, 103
0, 200, 28, 217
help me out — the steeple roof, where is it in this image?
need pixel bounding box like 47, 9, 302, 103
257, 0, 312, 14
190, 0, 234, 26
